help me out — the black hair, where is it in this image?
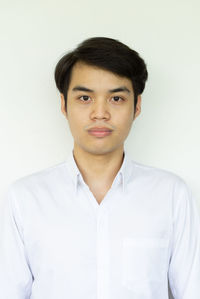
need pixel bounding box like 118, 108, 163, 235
54, 36, 148, 113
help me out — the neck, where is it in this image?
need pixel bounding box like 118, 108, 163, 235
72, 144, 125, 186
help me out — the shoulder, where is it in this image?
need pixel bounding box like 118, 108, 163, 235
128, 159, 195, 209
6, 160, 69, 196
131, 159, 183, 181
129, 159, 189, 192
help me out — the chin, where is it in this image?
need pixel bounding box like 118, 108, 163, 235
82, 144, 119, 155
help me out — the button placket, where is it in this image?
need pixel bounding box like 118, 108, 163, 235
96, 208, 111, 299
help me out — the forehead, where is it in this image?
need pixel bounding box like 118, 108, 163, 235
69, 61, 133, 92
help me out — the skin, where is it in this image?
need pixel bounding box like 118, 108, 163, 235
60, 61, 141, 203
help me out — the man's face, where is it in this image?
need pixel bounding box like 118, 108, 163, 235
61, 61, 141, 156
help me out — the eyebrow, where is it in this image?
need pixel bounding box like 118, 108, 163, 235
72, 85, 131, 94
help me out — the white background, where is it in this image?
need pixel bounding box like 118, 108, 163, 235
0, 1, 199, 297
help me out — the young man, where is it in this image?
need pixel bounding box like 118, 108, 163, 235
0, 37, 200, 299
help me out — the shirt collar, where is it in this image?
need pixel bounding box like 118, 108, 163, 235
65, 148, 133, 196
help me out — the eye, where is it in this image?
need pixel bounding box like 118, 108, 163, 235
78, 95, 91, 102
111, 96, 124, 102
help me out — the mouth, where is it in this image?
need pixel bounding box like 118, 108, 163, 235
88, 129, 113, 138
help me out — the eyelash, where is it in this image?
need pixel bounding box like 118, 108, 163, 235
77, 95, 125, 103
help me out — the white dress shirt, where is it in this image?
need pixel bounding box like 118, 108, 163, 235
0, 149, 200, 299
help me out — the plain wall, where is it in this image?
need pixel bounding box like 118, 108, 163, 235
0, 1, 200, 298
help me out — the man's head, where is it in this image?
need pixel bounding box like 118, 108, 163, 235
54, 37, 148, 156
55, 37, 148, 113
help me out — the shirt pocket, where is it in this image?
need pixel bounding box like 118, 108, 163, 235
121, 237, 169, 290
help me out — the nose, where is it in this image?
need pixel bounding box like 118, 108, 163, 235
90, 99, 110, 120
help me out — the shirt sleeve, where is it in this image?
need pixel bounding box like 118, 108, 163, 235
0, 185, 33, 299
168, 179, 200, 299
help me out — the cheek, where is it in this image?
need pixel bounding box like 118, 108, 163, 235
67, 111, 87, 134
115, 109, 134, 126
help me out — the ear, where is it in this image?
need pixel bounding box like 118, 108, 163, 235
60, 93, 68, 119
133, 95, 142, 120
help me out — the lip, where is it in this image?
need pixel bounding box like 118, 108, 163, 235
88, 127, 112, 132
88, 130, 112, 137
87, 127, 113, 138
